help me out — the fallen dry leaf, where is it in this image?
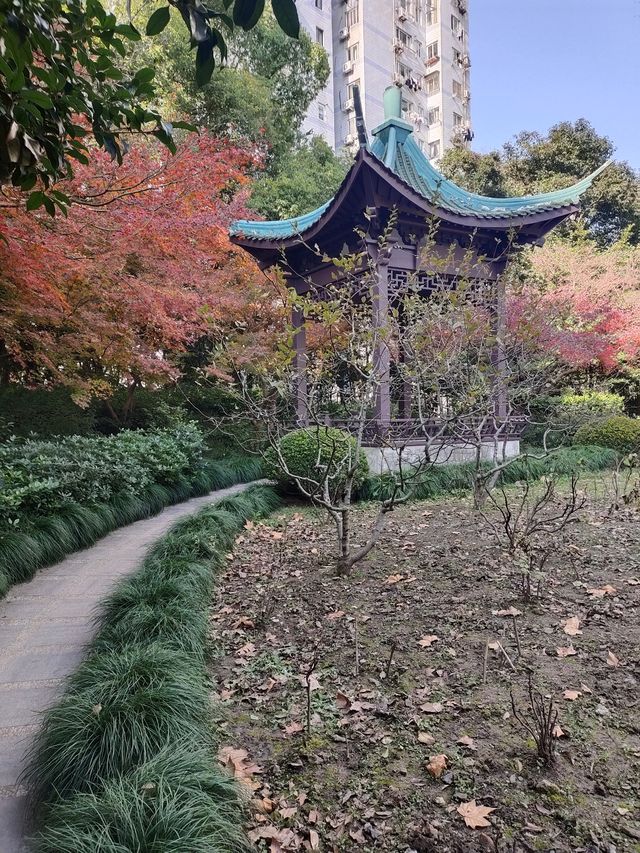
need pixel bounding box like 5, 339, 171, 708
607, 650, 621, 668
457, 800, 496, 829
420, 702, 444, 714
283, 721, 304, 736
552, 723, 566, 738
493, 606, 522, 617
586, 585, 617, 598
325, 610, 345, 620
418, 634, 439, 647
457, 735, 477, 750
426, 753, 448, 778
383, 573, 404, 585
556, 646, 577, 657
563, 689, 581, 701
562, 616, 582, 636
278, 806, 297, 819
309, 829, 320, 850
418, 732, 436, 744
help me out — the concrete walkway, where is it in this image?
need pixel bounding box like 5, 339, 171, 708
0, 482, 253, 853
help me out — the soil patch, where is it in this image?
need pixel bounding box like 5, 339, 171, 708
209, 488, 640, 852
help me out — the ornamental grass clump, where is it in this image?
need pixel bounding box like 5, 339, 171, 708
30, 746, 252, 853
26, 643, 209, 802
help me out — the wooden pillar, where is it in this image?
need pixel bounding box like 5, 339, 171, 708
398, 304, 412, 419
292, 306, 308, 426
492, 277, 508, 419
372, 255, 391, 425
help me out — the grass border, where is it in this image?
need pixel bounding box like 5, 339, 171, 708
24, 483, 281, 852
358, 444, 618, 503
0, 455, 263, 599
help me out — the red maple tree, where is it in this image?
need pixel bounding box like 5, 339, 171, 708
512, 241, 640, 374
0, 132, 269, 401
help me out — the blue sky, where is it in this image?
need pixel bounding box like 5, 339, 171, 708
470, 0, 640, 169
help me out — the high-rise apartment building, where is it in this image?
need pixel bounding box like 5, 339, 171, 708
299, 0, 472, 161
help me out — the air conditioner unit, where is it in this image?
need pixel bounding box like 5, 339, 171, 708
343, 98, 354, 112
342, 60, 354, 73
397, 8, 407, 21
338, 26, 349, 40
462, 54, 471, 67
392, 71, 404, 85
393, 39, 404, 53
345, 133, 355, 145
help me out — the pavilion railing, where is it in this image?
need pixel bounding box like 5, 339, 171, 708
296, 415, 527, 446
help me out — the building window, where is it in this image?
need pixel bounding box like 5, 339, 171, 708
347, 79, 360, 99
315, 0, 322, 7
426, 0, 438, 25
318, 103, 326, 121
315, 27, 324, 46
427, 40, 438, 60
401, 97, 412, 118
453, 112, 463, 126
452, 78, 463, 98
395, 27, 410, 47
429, 140, 441, 159
345, 2, 359, 27
427, 106, 440, 125
453, 47, 462, 65
451, 13, 460, 33
396, 59, 411, 77
347, 42, 359, 62
425, 70, 440, 94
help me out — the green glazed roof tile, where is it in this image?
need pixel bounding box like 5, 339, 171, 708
230, 117, 610, 241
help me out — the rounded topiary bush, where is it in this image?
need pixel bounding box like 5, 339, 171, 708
574, 415, 640, 454
264, 427, 369, 498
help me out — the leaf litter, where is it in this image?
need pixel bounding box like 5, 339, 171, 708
209, 494, 640, 852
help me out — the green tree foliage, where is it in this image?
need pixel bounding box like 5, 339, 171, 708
0, 0, 300, 195
140, 9, 329, 170
439, 119, 640, 246
248, 135, 348, 218
437, 147, 508, 198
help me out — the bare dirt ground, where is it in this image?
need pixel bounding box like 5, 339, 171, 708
209, 483, 640, 853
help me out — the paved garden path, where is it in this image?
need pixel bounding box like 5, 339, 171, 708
0, 481, 254, 853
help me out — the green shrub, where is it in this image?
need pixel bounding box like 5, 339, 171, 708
574, 416, 640, 454
264, 427, 369, 498
524, 390, 625, 447
0, 424, 205, 526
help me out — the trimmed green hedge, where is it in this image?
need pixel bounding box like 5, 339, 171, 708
523, 390, 625, 447
0, 425, 263, 598
360, 445, 618, 503
264, 426, 369, 498
25, 484, 281, 852
574, 416, 640, 455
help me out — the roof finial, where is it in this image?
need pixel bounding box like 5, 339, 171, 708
383, 85, 402, 120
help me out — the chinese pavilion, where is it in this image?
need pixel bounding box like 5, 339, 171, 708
230, 86, 609, 464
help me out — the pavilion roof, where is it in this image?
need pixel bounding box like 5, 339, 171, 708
230, 90, 610, 244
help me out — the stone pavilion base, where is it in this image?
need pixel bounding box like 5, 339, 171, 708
362, 439, 521, 475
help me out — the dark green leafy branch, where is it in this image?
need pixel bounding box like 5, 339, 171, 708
0, 0, 299, 205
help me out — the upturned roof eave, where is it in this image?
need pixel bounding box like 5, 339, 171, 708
230, 148, 586, 254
